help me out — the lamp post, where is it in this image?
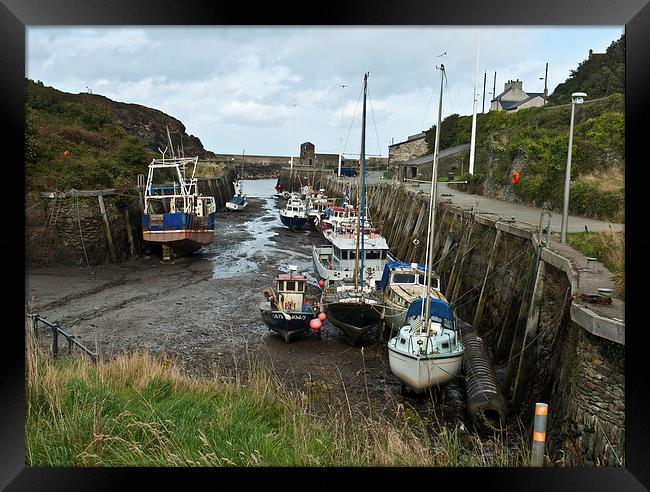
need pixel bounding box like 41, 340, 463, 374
560, 92, 586, 243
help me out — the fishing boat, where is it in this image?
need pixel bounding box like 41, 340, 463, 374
312, 219, 389, 286
259, 266, 321, 342
380, 261, 446, 334
279, 193, 309, 231
314, 204, 357, 232
226, 153, 249, 210
321, 72, 385, 345
142, 152, 216, 254
387, 63, 464, 393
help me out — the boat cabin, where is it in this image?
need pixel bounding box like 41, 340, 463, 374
275, 273, 307, 311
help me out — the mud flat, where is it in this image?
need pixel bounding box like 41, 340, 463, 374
26, 185, 465, 423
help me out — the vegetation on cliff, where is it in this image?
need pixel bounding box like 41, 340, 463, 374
25, 79, 214, 191
425, 95, 624, 222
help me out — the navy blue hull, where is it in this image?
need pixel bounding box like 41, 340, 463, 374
260, 307, 315, 342
280, 214, 308, 230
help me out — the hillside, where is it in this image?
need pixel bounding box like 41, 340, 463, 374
25, 79, 216, 191
423, 36, 624, 223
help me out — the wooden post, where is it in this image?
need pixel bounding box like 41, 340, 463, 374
52, 324, 59, 358
450, 217, 475, 304
123, 207, 135, 258
162, 244, 172, 262
97, 195, 116, 262
511, 260, 546, 411
472, 229, 502, 330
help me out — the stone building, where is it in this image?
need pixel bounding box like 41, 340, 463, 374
388, 132, 429, 178
490, 79, 547, 112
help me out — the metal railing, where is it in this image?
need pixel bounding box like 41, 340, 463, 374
27, 314, 97, 362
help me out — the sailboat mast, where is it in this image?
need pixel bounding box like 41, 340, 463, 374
241, 149, 244, 195
353, 74, 368, 290
424, 64, 445, 325
360, 72, 368, 289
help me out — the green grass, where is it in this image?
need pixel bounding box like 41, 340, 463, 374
26, 334, 530, 467
567, 229, 624, 299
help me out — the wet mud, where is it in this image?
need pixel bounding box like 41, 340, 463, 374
26, 184, 466, 424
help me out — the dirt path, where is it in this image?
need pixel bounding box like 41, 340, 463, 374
26, 192, 465, 423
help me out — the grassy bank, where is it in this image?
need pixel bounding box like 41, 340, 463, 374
26, 332, 529, 467
567, 229, 624, 299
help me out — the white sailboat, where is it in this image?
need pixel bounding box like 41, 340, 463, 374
387, 63, 464, 393
321, 73, 385, 344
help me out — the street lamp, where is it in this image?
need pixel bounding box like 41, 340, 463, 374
560, 91, 587, 243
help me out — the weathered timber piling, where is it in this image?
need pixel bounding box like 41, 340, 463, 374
461, 322, 507, 432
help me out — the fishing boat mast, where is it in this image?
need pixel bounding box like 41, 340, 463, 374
423, 64, 445, 326
353, 73, 368, 290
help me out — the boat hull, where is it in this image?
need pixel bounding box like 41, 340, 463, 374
387, 347, 463, 392
226, 202, 248, 211
259, 304, 315, 342
142, 211, 216, 252
280, 214, 308, 230
323, 298, 380, 344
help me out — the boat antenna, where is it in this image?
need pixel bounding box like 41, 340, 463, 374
423, 63, 445, 328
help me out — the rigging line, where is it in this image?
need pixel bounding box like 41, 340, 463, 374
450, 244, 533, 310
367, 85, 383, 157
492, 287, 572, 370
342, 81, 363, 157
420, 75, 436, 131
434, 223, 495, 275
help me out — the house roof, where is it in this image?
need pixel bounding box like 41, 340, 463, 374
499, 94, 547, 111
402, 143, 470, 166
389, 131, 427, 148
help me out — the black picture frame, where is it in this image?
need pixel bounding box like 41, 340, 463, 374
3, 0, 648, 489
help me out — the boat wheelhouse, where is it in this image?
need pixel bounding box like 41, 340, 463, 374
314, 204, 357, 232
259, 268, 320, 342
142, 156, 216, 253
279, 195, 309, 230
380, 262, 445, 334
312, 221, 390, 288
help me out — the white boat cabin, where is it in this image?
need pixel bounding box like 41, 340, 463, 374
275, 273, 307, 312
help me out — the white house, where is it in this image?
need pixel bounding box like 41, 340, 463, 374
490, 79, 547, 112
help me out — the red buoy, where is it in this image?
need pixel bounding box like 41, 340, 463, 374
309, 318, 322, 331
318, 279, 325, 288
63, 150, 71, 157
318, 312, 327, 321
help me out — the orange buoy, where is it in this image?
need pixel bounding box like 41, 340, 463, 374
511, 171, 521, 184
63, 150, 71, 157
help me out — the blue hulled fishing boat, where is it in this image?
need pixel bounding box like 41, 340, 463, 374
142, 154, 216, 254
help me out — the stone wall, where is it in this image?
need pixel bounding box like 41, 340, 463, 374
26, 167, 236, 267
323, 177, 625, 466
388, 135, 428, 170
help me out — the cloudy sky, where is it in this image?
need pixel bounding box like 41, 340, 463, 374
27, 26, 623, 157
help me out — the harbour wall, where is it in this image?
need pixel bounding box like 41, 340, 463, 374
323, 177, 625, 466
26, 167, 236, 267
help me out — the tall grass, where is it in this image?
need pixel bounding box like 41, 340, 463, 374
26, 323, 529, 467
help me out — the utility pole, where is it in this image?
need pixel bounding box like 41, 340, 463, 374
492, 71, 497, 108
544, 63, 548, 104
482, 71, 487, 113
469, 32, 480, 175
561, 92, 586, 243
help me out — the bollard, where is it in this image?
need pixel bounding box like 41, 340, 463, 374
531, 402, 548, 466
